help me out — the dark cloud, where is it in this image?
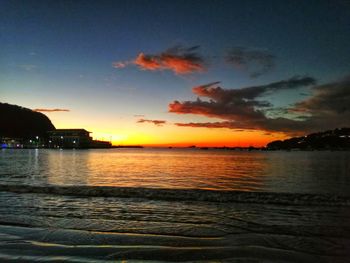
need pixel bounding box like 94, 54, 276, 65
175, 121, 240, 129
174, 118, 309, 135
293, 76, 350, 115
225, 47, 275, 78
288, 76, 350, 130
114, 45, 205, 75
137, 118, 167, 126
33, 108, 70, 112
192, 76, 315, 102
169, 76, 315, 122
168, 75, 350, 134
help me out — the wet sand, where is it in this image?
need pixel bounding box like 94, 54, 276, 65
0, 190, 350, 262
1, 224, 349, 262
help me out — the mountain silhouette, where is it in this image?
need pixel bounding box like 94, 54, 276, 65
0, 102, 55, 138
267, 128, 350, 150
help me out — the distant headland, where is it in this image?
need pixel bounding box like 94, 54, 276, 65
0, 102, 55, 139
266, 128, 350, 151
0, 102, 111, 149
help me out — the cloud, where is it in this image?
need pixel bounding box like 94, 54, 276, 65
33, 108, 70, 113
113, 45, 205, 75
225, 47, 275, 78
175, 121, 239, 129
134, 114, 145, 118
137, 118, 166, 126
287, 75, 350, 130
293, 76, 350, 115
169, 76, 315, 122
18, 64, 37, 71
168, 76, 335, 134
134, 53, 162, 71
174, 119, 309, 134
112, 61, 130, 69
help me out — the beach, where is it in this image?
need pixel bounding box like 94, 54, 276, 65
1, 187, 350, 262
1, 149, 350, 262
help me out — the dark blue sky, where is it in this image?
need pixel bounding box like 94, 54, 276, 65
1, 0, 350, 145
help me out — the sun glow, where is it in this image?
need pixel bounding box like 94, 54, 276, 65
47, 111, 287, 147
91, 132, 128, 144
90, 128, 287, 147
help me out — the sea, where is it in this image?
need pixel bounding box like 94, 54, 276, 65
0, 148, 349, 262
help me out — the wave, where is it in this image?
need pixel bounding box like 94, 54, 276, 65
0, 184, 349, 206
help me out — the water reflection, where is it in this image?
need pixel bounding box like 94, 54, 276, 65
264, 151, 350, 194
83, 149, 267, 191
1, 148, 350, 195
46, 149, 91, 185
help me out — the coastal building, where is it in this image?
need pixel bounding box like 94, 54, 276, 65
0, 137, 23, 148
1, 129, 111, 149
90, 139, 113, 148
48, 129, 111, 148
48, 129, 93, 148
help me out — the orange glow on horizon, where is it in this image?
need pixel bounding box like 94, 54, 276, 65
94, 129, 287, 148
48, 112, 288, 148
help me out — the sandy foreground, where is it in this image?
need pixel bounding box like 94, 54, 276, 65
0, 190, 349, 262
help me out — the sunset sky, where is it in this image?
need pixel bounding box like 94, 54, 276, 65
1, 0, 350, 146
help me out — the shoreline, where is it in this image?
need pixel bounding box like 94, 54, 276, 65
1, 188, 350, 262
0, 184, 349, 206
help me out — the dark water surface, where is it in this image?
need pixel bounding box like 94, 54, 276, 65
0, 148, 350, 262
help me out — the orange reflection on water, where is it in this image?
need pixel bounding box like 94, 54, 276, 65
4, 149, 350, 195
46, 148, 267, 191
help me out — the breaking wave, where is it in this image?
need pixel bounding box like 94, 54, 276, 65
0, 184, 349, 206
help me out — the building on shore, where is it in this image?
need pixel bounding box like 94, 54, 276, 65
47, 129, 111, 149
48, 129, 92, 148
1, 136, 48, 149
0, 137, 23, 148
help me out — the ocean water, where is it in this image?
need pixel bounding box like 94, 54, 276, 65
1, 148, 350, 194
0, 148, 350, 262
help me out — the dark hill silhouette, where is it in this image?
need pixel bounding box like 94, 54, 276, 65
267, 128, 350, 150
0, 102, 55, 138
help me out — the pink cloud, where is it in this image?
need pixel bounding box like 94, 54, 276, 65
113, 45, 205, 75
